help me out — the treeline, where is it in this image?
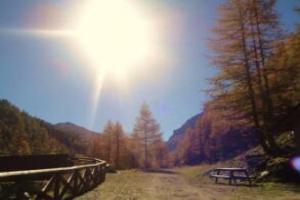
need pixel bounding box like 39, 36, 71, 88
0, 99, 68, 155
0, 99, 168, 169
89, 104, 168, 169
207, 0, 299, 156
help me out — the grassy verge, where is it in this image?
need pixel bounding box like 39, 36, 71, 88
177, 165, 300, 200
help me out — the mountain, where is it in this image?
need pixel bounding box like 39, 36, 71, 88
168, 105, 258, 165
51, 122, 100, 155
55, 122, 98, 138
167, 113, 202, 151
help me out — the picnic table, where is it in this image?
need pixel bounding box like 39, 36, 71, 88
210, 168, 252, 186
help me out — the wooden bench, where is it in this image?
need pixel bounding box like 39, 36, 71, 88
210, 168, 252, 186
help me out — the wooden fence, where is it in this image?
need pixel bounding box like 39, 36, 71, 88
0, 157, 108, 199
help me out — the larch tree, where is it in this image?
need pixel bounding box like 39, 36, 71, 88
132, 103, 163, 169
248, 0, 283, 153
89, 134, 105, 159
94, 121, 135, 169
113, 122, 125, 169
152, 139, 169, 168
209, 0, 284, 155
210, 0, 265, 151
102, 121, 114, 164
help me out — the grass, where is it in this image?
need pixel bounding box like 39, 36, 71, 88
76, 165, 300, 200
177, 165, 300, 200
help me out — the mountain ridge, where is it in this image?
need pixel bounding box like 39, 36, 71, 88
54, 122, 99, 137
167, 105, 258, 165
167, 113, 202, 151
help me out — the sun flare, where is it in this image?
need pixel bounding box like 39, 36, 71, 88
74, 0, 155, 76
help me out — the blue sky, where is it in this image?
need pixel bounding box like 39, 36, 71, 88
0, 0, 298, 140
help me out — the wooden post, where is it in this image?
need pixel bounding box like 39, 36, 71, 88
54, 174, 60, 198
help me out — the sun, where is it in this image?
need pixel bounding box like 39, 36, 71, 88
74, 0, 154, 76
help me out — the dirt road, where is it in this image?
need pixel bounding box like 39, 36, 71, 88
76, 168, 300, 200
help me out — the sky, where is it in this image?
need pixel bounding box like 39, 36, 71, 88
0, 0, 298, 140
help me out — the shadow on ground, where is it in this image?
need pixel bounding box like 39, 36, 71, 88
142, 168, 178, 175
213, 181, 259, 187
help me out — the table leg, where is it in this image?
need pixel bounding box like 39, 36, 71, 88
244, 171, 252, 186
233, 177, 237, 185
229, 171, 233, 185
215, 170, 220, 184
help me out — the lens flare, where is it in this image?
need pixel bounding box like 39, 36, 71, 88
73, 0, 156, 77
0, 0, 164, 130
291, 157, 300, 173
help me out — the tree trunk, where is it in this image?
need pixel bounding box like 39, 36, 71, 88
107, 135, 111, 163
144, 129, 148, 169
238, 3, 271, 154
252, 0, 282, 155
116, 133, 120, 169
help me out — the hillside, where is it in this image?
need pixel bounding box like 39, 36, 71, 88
167, 113, 202, 151
168, 104, 258, 165
0, 99, 100, 156
0, 99, 68, 155
52, 122, 100, 155
55, 122, 99, 138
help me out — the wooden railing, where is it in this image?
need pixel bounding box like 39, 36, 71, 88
0, 157, 108, 199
